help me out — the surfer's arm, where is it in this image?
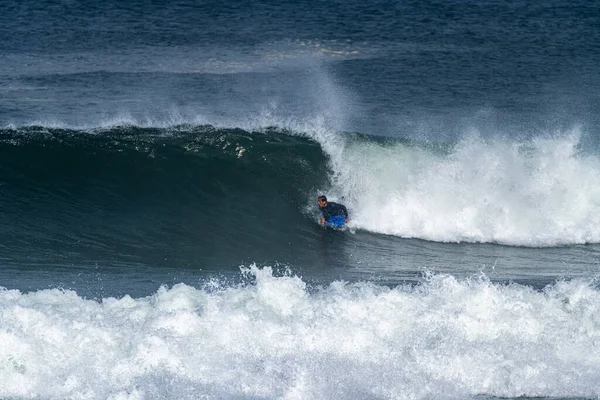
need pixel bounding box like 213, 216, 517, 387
340, 204, 349, 218
320, 217, 326, 224
339, 204, 350, 223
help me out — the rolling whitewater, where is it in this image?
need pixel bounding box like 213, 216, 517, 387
1, 0, 600, 399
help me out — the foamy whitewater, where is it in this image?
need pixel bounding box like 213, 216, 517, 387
1, 266, 599, 400
325, 129, 600, 246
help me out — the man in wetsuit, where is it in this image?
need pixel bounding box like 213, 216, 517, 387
317, 195, 350, 227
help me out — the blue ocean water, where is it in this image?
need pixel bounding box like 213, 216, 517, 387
1, 1, 600, 398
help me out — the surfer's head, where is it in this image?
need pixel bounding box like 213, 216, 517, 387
317, 195, 327, 208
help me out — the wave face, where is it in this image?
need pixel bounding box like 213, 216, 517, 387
0, 125, 330, 269
2, 125, 600, 250
1, 266, 599, 399
0, 125, 328, 211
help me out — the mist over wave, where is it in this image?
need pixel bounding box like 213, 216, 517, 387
1, 266, 599, 399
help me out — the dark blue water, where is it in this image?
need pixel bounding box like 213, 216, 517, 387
1, 1, 600, 398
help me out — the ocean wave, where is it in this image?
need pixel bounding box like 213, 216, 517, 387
1, 266, 599, 399
2, 124, 600, 247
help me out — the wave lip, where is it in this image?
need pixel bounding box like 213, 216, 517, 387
1, 266, 599, 399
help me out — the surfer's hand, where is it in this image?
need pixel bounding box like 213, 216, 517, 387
346, 218, 350, 223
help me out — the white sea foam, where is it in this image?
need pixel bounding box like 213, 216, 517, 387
1, 266, 599, 399
318, 128, 600, 247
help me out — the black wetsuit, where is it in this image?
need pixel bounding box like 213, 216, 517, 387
320, 202, 348, 221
